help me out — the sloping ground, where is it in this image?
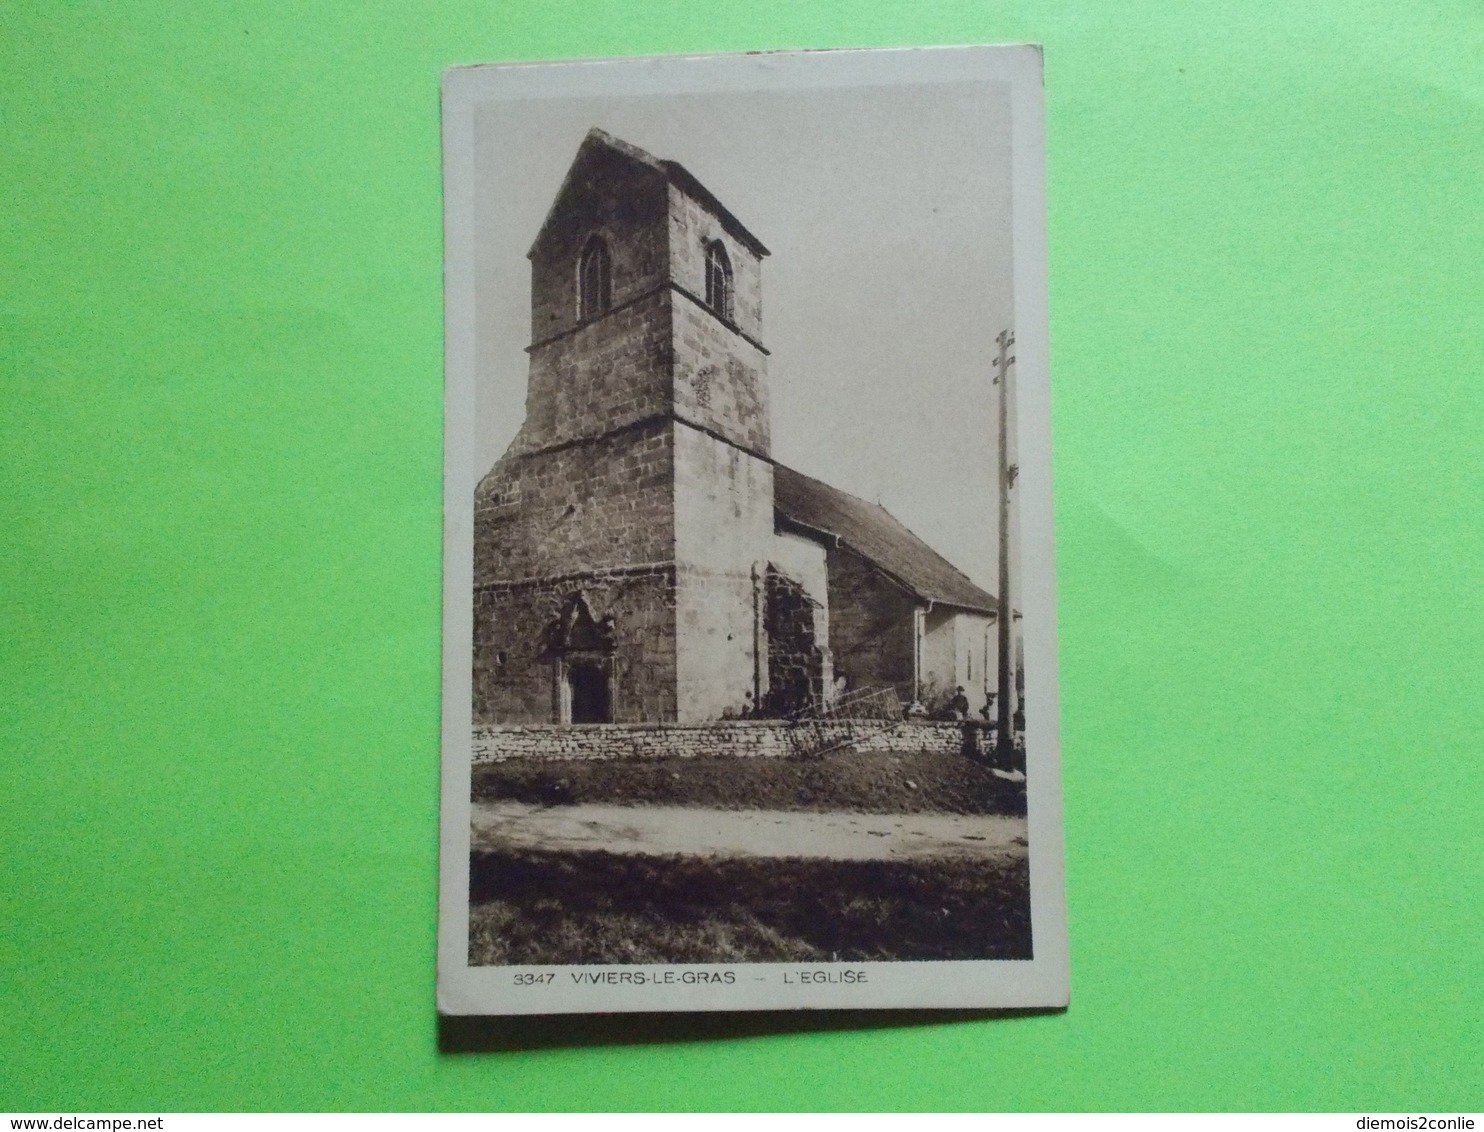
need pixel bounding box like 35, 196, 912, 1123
470, 748, 1026, 815
468, 849, 1032, 965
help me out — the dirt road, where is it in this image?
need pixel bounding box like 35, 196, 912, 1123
470, 801, 1027, 861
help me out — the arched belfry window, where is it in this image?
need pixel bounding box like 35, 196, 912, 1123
578, 236, 611, 321
704, 240, 733, 321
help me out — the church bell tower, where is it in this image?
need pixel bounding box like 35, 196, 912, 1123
473, 129, 776, 723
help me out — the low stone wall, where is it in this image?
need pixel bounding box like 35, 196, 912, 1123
471, 719, 971, 763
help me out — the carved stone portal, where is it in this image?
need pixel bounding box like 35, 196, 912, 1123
543, 593, 616, 723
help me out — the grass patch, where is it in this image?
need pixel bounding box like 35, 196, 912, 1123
468, 848, 1032, 964
472, 748, 1025, 815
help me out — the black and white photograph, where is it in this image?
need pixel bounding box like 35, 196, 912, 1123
438, 46, 1067, 1014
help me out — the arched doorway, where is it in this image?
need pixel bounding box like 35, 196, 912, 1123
567, 662, 611, 723
542, 593, 617, 723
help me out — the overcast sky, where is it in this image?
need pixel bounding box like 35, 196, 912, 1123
473, 78, 1015, 590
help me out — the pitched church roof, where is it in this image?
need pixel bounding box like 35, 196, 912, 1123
773, 465, 998, 616
528, 128, 770, 259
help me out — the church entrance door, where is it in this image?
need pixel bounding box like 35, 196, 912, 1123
567, 662, 611, 723
544, 593, 617, 723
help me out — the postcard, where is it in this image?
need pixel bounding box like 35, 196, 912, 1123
438, 45, 1067, 1014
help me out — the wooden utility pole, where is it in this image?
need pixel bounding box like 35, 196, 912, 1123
992, 329, 1016, 763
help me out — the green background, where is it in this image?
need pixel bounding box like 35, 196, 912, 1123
4, 0, 1480, 1112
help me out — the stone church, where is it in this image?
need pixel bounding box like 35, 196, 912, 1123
473, 129, 1004, 725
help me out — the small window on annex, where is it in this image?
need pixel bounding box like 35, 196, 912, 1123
704, 239, 733, 321
578, 236, 612, 321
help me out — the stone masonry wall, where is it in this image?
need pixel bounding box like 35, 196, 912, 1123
672, 303, 770, 456
767, 527, 832, 697
471, 720, 967, 762
473, 567, 677, 724
764, 566, 822, 715
825, 543, 918, 701
472, 414, 680, 726
474, 418, 674, 585
509, 291, 675, 457
672, 566, 758, 722
672, 423, 775, 721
